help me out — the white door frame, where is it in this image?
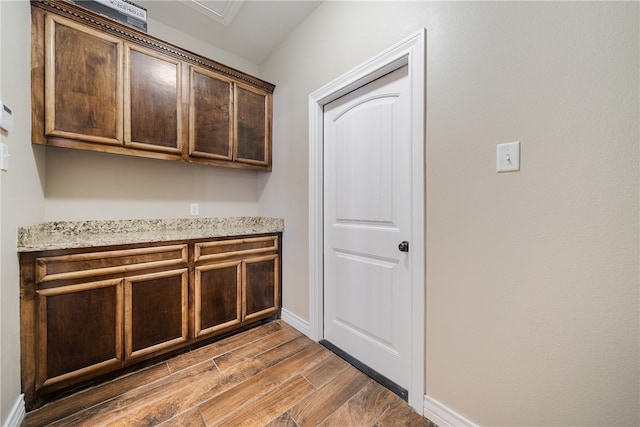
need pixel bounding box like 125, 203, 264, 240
308, 29, 426, 413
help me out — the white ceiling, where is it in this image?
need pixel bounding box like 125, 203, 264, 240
138, 1, 323, 65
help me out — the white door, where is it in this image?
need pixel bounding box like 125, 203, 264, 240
323, 65, 412, 393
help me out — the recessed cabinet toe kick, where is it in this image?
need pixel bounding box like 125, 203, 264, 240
19, 233, 281, 410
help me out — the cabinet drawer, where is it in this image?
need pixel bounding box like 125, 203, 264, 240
194, 236, 278, 262
36, 245, 188, 283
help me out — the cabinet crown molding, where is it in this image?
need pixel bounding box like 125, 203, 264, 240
32, 0, 275, 93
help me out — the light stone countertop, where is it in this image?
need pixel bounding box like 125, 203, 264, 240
17, 217, 284, 252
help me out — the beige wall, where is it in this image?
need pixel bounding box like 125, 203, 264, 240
258, 1, 639, 425
1, 0, 46, 423
1, 1, 638, 426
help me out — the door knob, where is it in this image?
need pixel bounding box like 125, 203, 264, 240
398, 241, 409, 252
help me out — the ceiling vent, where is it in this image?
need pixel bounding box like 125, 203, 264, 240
179, 0, 243, 26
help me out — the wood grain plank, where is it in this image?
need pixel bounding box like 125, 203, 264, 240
103, 358, 264, 427
252, 334, 317, 369
374, 398, 438, 427
49, 360, 216, 426
213, 324, 302, 371
22, 362, 170, 426
167, 321, 282, 373
318, 379, 400, 427
157, 408, 206, 427
289, 367, 370, 427
300, 351, 350, 389
265, 412, 300, 427
214, 375, 315, 427
23, 320, 434, 427
200, 343, 327, 425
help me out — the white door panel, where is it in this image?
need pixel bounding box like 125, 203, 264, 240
324, 65, 411, 391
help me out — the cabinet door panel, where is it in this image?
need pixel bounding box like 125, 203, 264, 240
195, 261, 242, 337
189, 67, 233, 160
45, 15, 123, 145
125, 269, 188, 358
243, 255, 279, 321
37, 279, 123, 389
125, 46, 181, 153
235, 84, 270, 166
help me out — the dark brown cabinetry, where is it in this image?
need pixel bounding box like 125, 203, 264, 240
31, 0, 274, 171
125, 45, 183, 154
20, 234, 281, 409
43, 14, 123, 145
193, 236, 279, 337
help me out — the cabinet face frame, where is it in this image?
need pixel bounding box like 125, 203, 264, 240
44, 13, 124, 145
124, 44, 183, 154
35, 279, 124, 390
124, 268, 189, 359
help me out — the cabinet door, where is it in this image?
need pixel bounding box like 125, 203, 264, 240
234, 83, 271, 167
243, 255, 279, 321
44, 14, 123, 145
189, 67, 234, 160
125, 269, 188, 359
125, 45, 182, 153
36, 279, 123, 390
194, 261, 242, 337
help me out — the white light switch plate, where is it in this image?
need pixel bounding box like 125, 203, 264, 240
497, 141, 520, 172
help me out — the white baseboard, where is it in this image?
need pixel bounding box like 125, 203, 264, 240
424, 395, 478, 427
280, 308, 311, 337
3, 394, 25, 427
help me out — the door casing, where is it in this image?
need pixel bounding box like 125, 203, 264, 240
308, 29, 426, 413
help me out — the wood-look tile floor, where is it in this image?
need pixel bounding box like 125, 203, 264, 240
23, 321, 436, 427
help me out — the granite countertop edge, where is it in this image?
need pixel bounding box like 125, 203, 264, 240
17, 217, 285, 252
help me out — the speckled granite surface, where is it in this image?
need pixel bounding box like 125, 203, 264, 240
17, 217, 284, 252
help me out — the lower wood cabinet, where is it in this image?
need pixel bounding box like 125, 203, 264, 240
194, 236, 280, 338
19, 233, 281, 410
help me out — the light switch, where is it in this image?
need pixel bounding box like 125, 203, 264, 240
497, 141, 520, 172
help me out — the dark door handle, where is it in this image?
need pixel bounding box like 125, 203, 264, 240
398, 241, 409, 252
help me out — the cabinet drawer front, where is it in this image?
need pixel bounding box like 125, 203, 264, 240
194, 236, 278, 262
45, 14, 123, 145
36, 245, 188, 283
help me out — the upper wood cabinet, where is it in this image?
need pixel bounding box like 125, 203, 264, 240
31, 0, 275, 171
125, 45, 183, 154
189, 67, 272, 166
189, 67, 234, 161
44, 14, 124, 145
